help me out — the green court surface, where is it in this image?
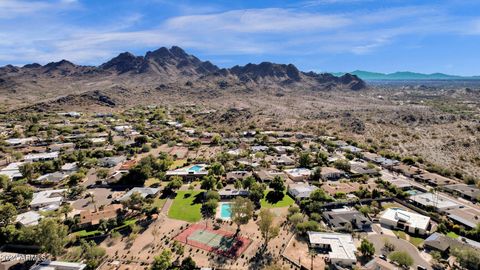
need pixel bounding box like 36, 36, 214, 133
188, 230, 235, 250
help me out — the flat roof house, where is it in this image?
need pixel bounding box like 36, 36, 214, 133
443, 184, 480, 201
320, 167, 344, 181
34, 171, 69, 184
226, 171, 252, 183
218, 188, 249, 199
15, 211, 41, 227
165, 164, 208, 180
322, 207, 372, 232
0, 162, 24, 180
24, 151, 59, 162
409, 192, 459, 212
98, 156, 127, 168
308, 232, 357, 266
30, 261, 86, 270
118, 187, 160, 202
254, 170, 285, 182
79, 204, 123, 227
380, 208, 431, 235
284, 168, 311, 182
30, 189, 66, 211
288, 183, 318, 201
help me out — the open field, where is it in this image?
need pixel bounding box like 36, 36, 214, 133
168, 190, 204, 222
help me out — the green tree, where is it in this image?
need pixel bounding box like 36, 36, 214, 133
0, 203, 17, 227
333, 159, 351, 171
151, 249, 172, 270
96, 168, 109, 180
269, 176, 285, 194
248, 183, 266, 207
388, 251, 414, 268
37, 218, 69, 257
258, 209, 279, 250
299, 152, 312, 168
451, 247, 480, 270
231, 197, 254, 234
0, 174, 9, 189
288, 213, 303, 228
165, 176, 183, 192
200, 175, 217, 190
209, 162, 225, 176
358, 239, 375, 258
122, 191, 145, 210
180, 256, 196, 270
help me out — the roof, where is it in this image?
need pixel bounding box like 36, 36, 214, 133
424, 233, 451, 251
80, 204, 123, 225
119, 187, 159, 201
218, 189, 249, 196
30, 189, 66, 209
307, 232, 356, 262
288, 183, 318, 199
446, 207, 480, 229
380, 208, 430, 230
24, 151, 59, 161
31, 261, 86, 270
15, 211, 41, 226
285, 168, 311, 177
35, 172, 68, 183
165, 164, 208, 176
409, 192, 459, 210
322, 208, 371, 230
443, 184, 480, 199
320, 167, 344, 175
363, 257, 399, 270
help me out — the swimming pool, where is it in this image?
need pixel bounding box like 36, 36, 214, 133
220, 203, 232, 219
189, 165, 204, 172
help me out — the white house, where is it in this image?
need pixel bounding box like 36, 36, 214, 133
284, 168, 311, 181
24, 152, 59, 162
380, 208, 431, 235
31, 261, 86, 270
30, 189, 66, 211
307, 232, 357, 266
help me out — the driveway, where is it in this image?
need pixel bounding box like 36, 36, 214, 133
367, 234, 431, 270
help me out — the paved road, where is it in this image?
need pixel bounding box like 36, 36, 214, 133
368, 234, 432, 270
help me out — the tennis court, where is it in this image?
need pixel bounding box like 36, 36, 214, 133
175, 224, 251, 258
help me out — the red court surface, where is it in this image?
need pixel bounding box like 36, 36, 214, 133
174, 223, 251, 258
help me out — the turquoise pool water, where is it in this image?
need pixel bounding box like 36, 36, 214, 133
189, 165, 204, 172
220, 203, 232, 219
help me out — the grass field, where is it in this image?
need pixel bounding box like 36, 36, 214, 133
393, 230, 407, 240
151, 197, 166, 209
261, 190, 295, 208
447, 231, 459, 238
409, 236, 425, 247
170, 159, 187, 169
145, 178, 161, 187
168, 190, 204, 222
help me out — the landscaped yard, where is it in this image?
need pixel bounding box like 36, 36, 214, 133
393, 230, 407, 240
151, 196, 167, 209
260, 190, 295, 208
168, 190, 204, 222
169, 159, 187, 169
409, 236, 425, 247
145, 178, 161, 187
447, 231, 459, 238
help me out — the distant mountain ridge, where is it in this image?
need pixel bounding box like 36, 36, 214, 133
0, 46, 366, 110
333, 70, 480, 81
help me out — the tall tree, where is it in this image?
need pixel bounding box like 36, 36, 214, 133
257, 209, 279, 250
151, 249, 172, 270
230, 197, 254, 234
358, 239, 375, 258
0, 203, 17, 227
37, 218, 69, 257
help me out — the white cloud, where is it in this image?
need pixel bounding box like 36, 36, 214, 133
1, 2, 480, 65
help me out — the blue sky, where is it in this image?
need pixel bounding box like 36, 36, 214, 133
2, 0, 480, 75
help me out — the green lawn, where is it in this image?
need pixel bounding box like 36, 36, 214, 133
168, 190, 204, 222
74, 230, 102, 237
409, 236, 425, 247
151, 197, 167, 209
447, 231, 459, 239
261, 190, 295, 208
393, 230, 407, 240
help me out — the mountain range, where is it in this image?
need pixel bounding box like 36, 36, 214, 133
0, 46, 366, 111
333, 70, 480, 81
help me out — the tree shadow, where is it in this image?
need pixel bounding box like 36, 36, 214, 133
265, 191, 284, 204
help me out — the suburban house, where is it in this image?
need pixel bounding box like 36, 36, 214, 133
254, 170, 286, 182
34, 172, 69, 185
321, 181, 361, 196
5, 137, 36, 147
218, 189, 249, 199
322, 207, 372, 232
445, 207, 480, 230
409, 192, 459, 212
15, 211, 41, 227
0, 162, 24, 180
307, 232, 357, 266
30, 189, 67, 211
320, 167, 345, 180
98, 156, 127, 168
414, 172, 457, 186
288, 183, 318, 201
379, 208, 431, 235
271, 155, 295, 166
225, 171, 252, 183
24, 151, 59, 162
165, 164, 208, 180
118, 187, 160, 202
284, 168, 311, 181
30, 261, 86, 270
79, 204, 123, 227
442, 184, 480, 201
